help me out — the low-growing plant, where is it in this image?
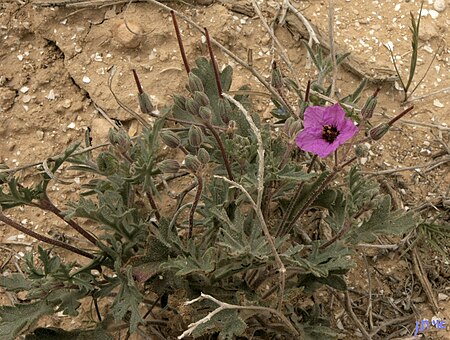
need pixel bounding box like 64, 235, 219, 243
0, 9, 422, 340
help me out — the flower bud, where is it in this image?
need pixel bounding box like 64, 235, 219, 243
184, 154, 202, 173
138, 92, 154, 114
288, 120, 302, 139
188, 73, 204, 93
108, 129, 131, 153
369, 123, 390, 141
188, 125, 203, 147
218, 98, 231, 124
197, 148, 210, 165
185, 98, 200, 116
355, 144, 369, 158
193, 91, 210, 107
160, 130, 181, 148
157, 159, 180, 173
97, 152, 119, 176
173, 95, 187, 111
283, 117, 295, 136
361, 89, 379, 120
271, 64, 283, 89
198, 106, 212, 122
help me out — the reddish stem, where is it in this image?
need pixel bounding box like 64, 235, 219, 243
304, 80, 311, 102
171, 10, 190, 74
204, 27, 223, 98
388, 106, 414, 126
0, 213, 95, 259
132, 69, 144, 94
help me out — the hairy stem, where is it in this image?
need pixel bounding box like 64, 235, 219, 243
204, 27, 223, 98
171, 10, 190, 74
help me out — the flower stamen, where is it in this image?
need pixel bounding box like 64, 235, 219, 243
322, 125, 339, 143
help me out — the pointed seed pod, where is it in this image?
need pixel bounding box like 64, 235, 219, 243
288, 120, 303, 138
138, 92, 154, 114
157, 159, 180, 173
271, 62, 283, 89
198, 106, 212, 122
283, 117, 295, 136
193, 91, 210, 107
184, 154, 201, 173
185, 98, 200, 116
173, 95, 187, 111
160, 130, 181, 148
188, 125, 203, 147
188, 73, 204, 93
218, 98, 231, 124
361, 88, 379, 120
108, 129, 131, 153
197, 148, 210, 165
369, 123, 390, 141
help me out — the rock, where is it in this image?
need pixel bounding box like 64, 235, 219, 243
112, 21, 144, 49
0, 87, 16, 112
419, 21, 439, 41
90, 118, 113, 145
36, 130, 44, 140
434, 0, 446, 12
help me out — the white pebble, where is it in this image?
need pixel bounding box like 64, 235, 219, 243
428, 9, 439, 19
67, 122, 76, 129
46, 89, 55, 100
20, 86, 29, 93
433, 99, 444, 108
82, 75, 91, 84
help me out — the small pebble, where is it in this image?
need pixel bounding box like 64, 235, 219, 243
428, 9, 439, 19
22, 94, 31, 103
433, 99, 444, 108
62, 99, 72, 108
46, 89, 55, 100
20, 86, 29, 93
67, 122, 76, 129
82, 76, 91, 84
438, 293, 449, 301
36, 130, 44, 140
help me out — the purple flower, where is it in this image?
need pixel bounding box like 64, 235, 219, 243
296, 103, 358, 158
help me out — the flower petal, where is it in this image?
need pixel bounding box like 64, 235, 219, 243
303, 106, 327, 129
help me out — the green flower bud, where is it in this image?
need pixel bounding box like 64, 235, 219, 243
198, 106, 212, 122
184, 154, 202, 173
355, 144, 369, 158
197, 148, 210, 165
138, 92, 154, 114
218, 98, 232, 124
188, 125, 203, 147
160, 130, 181, 148
193, 91, 210, 107
185, 98, 200, 116
283, 117, 295, 136
97, 152, 119, 176
157, 159, 180, 173
369, 123, 390, 141
271, 63, 283, 89
361, 88, 379, 120
188, 73, 204, 93
173, 95, 187, 111
108, 129, 131, 153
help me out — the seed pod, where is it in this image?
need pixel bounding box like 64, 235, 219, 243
188, 125, 203, 147
184, 154, 202, 173
97, 152, 119, 176
197, 148, 210, 165
283, 117, 295, 136
361, 88, 379, 120
289, 121, 302, 139
185, 98, 200, 116
193, 91, 210, 107
173, 95, 187, 111
160, 130, 181, 148
138, 92, 154, 114
157, 159, 180, 173
369, 123, 390, 141
188, 73, 204, 93
198, 106, 212, 122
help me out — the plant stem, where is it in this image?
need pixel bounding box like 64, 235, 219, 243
0, 213, 95, 259
132, 69, 143, 94
36, 198, 98, 247
387, 106, 414, 126
145, 190, 161, 221
204, 27, 223, 98
188, 175, 203, 239
171, 10, 190, 74
203, 120, 234, 181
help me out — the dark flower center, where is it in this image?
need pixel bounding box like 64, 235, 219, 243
322, 125, 339, 143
